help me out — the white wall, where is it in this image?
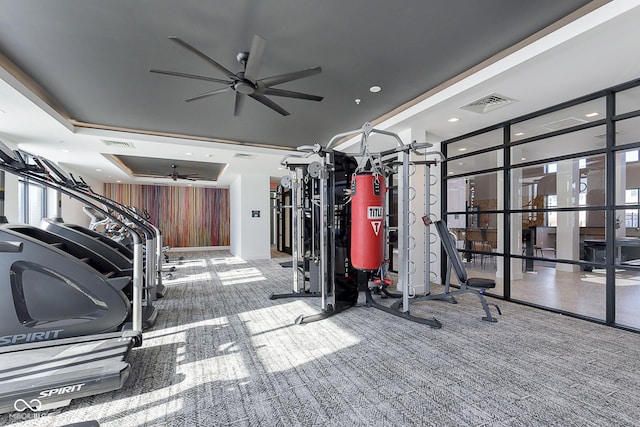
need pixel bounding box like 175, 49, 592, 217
230, 177, 242, 254
2, 172, 19, 222
230, 174, 271, 260
59, 171, 104, 227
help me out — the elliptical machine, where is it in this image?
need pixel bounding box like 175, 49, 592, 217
30, 156, 161, 328
0, 140, 143, 414
0, 146, 150, 339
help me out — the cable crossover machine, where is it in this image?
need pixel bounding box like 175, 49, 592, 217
273, 122, 459, 326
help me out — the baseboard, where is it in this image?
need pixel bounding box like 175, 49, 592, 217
166, 246, 230, 252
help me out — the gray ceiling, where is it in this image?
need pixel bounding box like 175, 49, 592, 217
109, 154, 226, 182
0, 0, 594, 152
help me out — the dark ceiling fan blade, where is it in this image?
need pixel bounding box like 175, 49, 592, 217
261, 87, 323, 101
175, 174, 196, 180
243, 35, 266, 83
169, 36, 239, 80
149, 69, 232, 85
234, 92, 246, 116
259, 66, 322, 87
249, 93, 290, 116
185, 86, 233, 102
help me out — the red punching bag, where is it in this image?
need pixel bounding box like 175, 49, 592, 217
350, 173, 385, 270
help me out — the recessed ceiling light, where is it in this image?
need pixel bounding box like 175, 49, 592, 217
448, 117, 459, 123
448, 172, 454, 175
514, 132, 525, 136
369, 85, 381, 93
355, 98, 361, 105
116, 180, 121, 183
585, 112, 599, 118
458, 162, 464, 166
185, 152, 192, 155
62, 149, 70, 153
96, 168, 102, 172
521, 157, 527, 161
458, 148, 467, 152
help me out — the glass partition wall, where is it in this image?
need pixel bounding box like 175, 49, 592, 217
442, 79, 640, 330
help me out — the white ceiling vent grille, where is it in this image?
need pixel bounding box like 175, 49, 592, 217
539, 117, 588, 132
460, 93, 517, 114
101, 139, 136, 149
233, 153, 255, 159
594, 131, 620, 139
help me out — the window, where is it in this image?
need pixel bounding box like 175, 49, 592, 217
546, 194, 557, 226
511, 97, 605, 142
19, 179, 47, 225
626, 151, 639, 162
442, 79, 640, 327
625, 188, 640, 228
446, 128, 503, 156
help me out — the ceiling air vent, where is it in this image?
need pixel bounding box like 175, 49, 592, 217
539, 117, 588, 132
460, 93, 517, 114
101, 139, 135, 149
233, 153, 255, 159
594, 131, 620, 139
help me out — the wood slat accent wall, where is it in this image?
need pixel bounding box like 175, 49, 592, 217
103, 183, 230, 248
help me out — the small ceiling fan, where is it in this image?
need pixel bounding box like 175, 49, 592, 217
166, 164, 199, 181
150, 34, 323, 116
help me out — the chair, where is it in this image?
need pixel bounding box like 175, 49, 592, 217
534, 245, 555, 258
467, 228, 494, 269
421, 219, 502, 322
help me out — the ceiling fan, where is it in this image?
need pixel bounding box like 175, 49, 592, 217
150, 34, 323, 116
165, 164, 199, 181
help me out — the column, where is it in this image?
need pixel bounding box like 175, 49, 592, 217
509, 167, 524, 280
396, 128, 441, 296
230, 174, 271, 260
556, 159, 580, 272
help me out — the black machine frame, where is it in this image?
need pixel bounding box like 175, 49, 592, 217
287, 123, 445, 327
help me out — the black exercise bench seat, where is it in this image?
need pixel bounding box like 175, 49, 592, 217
466, 277, 496, 289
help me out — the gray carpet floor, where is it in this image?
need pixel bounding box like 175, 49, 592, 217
4, 249, 640, 427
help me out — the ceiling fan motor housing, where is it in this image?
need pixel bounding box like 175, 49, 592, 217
234, 81, 255, 94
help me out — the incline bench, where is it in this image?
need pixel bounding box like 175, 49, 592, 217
414, 218, 502, 322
